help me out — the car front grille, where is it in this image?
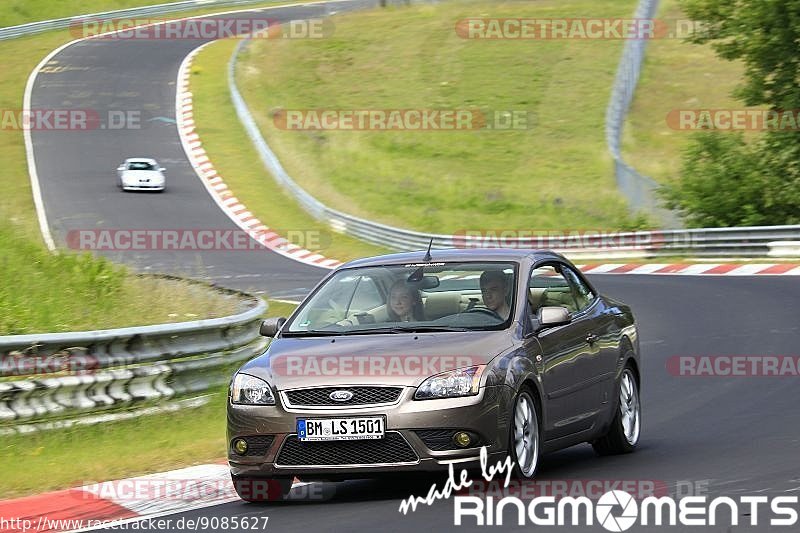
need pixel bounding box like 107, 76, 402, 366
276, 432, 418, 466
284, 386, 403, 407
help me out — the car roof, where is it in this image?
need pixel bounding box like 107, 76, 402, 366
342, 248, 567, 268
125, 157, 158, 164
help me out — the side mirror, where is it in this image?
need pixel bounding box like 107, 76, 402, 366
117, 166, 125, 171
537, 306, 571, 329
418, 275, 440, 290
260, 317, 286, 337
159, 167, 166, 172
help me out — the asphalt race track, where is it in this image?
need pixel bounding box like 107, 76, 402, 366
30, 0, 372, 301
88, 274, 800, 532
28, 2, 800, 532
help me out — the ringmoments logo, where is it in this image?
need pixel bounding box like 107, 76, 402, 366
453, 490, 800, 529
397, 448, 799, 529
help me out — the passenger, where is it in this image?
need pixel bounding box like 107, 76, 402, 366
387, 280, 425, 322
479, 270, 511, 320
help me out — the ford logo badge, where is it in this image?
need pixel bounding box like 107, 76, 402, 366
329, 390, 353, 402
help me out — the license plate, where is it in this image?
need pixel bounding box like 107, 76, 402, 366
297, 417, 385, 442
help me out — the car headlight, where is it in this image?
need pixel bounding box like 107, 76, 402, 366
230, 373, 275, 405
414, 365, 485, 400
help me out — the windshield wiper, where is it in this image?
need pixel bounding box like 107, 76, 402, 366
281, 325, 472, 337
388, 325, 470, 332
280, 330, 349, 337
345, 325, 471, 334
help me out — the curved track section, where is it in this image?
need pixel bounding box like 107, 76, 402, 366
28, 3, 800, 532
29, 1, 370, 299
81, 275, 799, 532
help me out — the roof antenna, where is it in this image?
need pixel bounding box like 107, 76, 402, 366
423, 238, 433, 262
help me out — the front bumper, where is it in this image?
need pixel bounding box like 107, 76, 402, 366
122, 183, 165, 191
227, 385, 511, 479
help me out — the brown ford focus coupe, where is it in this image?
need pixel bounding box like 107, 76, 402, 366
227, 249, 641, 501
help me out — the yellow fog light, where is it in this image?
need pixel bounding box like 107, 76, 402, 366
454, 432, 472, 448
233, 438, 249, 455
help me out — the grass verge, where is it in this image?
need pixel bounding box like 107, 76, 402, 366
189, 39, 388, 262
0, 299, 296, 499
0, 222, 244, 334
1, 0, 193, 27
0, 391, 229, 499
621, 0, 756, 183
0, 1, 302, 334
230, 0, 653, 234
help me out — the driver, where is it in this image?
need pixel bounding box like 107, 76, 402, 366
479, 270, 511, 320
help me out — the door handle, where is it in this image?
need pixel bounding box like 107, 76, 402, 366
585, 333, 599, 344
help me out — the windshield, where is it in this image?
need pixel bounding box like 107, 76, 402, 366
284, 261, 517, 335
128, 161, 155, 171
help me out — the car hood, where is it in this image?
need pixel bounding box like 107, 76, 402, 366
121, 170, 163, 182
239, 330, 515, 389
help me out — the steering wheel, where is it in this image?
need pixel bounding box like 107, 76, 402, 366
464, 306, 502, 320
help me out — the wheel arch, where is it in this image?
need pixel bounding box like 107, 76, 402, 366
620, 335, 641, 391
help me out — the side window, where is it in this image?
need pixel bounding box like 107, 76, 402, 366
348, 277, 383, 316
528, 264, 578, 314
562, 267, 595, 312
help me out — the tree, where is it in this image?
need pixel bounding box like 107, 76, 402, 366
682, 0, 800, 110
661, 134, 768, 226
668, 0, 800, 226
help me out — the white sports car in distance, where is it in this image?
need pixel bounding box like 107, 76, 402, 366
117, 158, 166, 192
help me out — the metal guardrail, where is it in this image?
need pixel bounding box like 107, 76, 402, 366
228, 30, 800, 258
0, 0, 281, 40
604, 0, 683, 228
0, 292, 267, 429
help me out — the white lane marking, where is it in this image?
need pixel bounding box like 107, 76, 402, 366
23, 43, 77, 251
675, 263, 719, 275
626, 263, 669, 274
582, 263, 625, 273
724, 263, 774, 275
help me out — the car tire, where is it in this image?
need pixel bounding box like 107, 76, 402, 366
230, 475, 293, 503
592, 364, 641, 456
509, 388, 541, 479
